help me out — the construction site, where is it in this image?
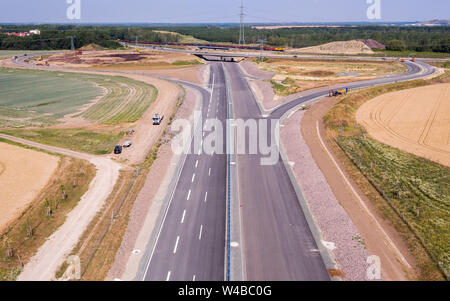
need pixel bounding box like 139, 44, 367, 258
0, 0, 449, 289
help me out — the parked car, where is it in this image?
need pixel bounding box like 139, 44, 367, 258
114, 145, 123, 154
123, 140, 132, 148
152, 114, 163, 125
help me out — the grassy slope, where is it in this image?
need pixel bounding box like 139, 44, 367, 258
324, 76, 450, 280
337, 136, 449, 278
0, 128, 122, 155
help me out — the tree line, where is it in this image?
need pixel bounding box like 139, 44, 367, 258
0, 25, 180, 50
0, 24, 448, 53
155, 25, 450, 53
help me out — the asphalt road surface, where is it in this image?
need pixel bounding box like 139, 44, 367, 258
141, 62, 228, 281
224, 63, 330, 281
222, 60, 435, 281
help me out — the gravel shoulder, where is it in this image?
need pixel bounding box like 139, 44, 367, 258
299, 98, 417, 280
281, 109, 371, 280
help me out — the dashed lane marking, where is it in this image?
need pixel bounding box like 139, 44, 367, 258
181, 209, 186, 224
173, 236, 180, 254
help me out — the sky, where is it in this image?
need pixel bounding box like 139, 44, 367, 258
0, 0, 449, 24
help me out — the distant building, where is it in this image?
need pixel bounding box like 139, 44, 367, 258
4, 29, 40, 37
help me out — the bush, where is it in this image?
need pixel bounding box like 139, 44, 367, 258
386, 39, 407, 51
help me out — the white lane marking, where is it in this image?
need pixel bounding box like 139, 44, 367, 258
192, 275, 196, 281
187, 189, 191, 200
209, 73, 215, 102
198, 149, 201, 155
181, 209, 186, 224
143, 128, 191, 280
166, 271, 171, 281
191, 173, 196, 183
195, 160, 198, 168
315, 120, 411, 268
173, 236, 180, 254
208, 168, 211, 176
198, 225, 203, 240
204, 191, 208, 202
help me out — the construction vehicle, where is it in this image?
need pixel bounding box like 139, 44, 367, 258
152, 114, 163, 125
329, 88, 349, 97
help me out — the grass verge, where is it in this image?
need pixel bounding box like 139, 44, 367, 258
323, 73, 450, 280
0, 156, 95, 281
0, 128, 122, 155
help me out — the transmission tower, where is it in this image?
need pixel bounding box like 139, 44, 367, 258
258, 38, 267, 61
239, 0, 246, 45
68, 36, 75, 51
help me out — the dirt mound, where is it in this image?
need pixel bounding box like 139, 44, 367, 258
357, 39, 386, 49
80, 43, 106, 51
291, 40, 374, 55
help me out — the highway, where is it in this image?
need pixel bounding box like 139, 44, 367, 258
222, 59, 436, 281
10, 53, 437, 281
224, 62, 330, 280
139, 62, 228, 281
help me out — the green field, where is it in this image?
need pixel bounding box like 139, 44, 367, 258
80, 75, 157, 125
0, 68, 157, 127
0, 128, 121, 155
337, 136, 450, 278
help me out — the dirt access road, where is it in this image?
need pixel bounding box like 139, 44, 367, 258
0, 133, 122, 281
356, 83, 450, 167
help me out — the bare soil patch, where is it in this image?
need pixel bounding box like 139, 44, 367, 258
356, 83, 450, 167
0, 142, 59, 232
43, 50, 202, 70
